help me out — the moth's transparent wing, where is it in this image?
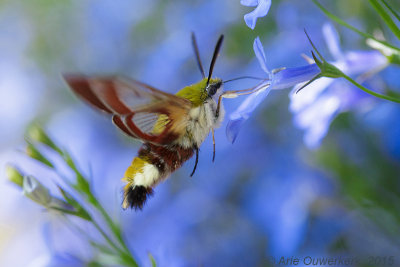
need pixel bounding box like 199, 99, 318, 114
63, 74, 192, 145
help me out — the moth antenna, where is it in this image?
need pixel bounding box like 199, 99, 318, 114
223, 76, 265, 83
191, 32, 205, 78
207, 35, 224, 86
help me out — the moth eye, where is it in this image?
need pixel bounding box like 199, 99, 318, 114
207, 83, 220, 96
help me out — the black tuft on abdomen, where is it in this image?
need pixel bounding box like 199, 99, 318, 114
124, 186, 154, 210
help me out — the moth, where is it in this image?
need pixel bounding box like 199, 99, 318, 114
64, 34, 261, 210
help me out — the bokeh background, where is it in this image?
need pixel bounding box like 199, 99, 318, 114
1, 0, 400, 266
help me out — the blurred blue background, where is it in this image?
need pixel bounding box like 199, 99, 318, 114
1, 0, 400, 266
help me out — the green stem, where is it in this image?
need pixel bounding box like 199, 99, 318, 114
50, 136, 137, 265
90, 196, 132, 255
25, 129, 138, 265
369, 0, 400, 40
59, 152, 136, 265
312, 0, 400, 52
61, 152, 129, 251
342, 74, 400, 103
92, 220, 138, 267
381, 0, 400, 22
92, 221, 122, 254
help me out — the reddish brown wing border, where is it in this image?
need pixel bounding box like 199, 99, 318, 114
63, 74, 192, 145
63, 75, 114, 113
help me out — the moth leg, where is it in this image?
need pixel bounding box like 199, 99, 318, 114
190, 146, 199, 177
212, 129, 216, 162
216, 94, 223, 118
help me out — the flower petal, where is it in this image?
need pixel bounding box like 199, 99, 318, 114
290, 77, 335, 113
253, 37, 270, 74
322, 23, 343, 60
240, 0, 258, 7
343, 50, 387, 74
244, 0, 271, 30
271, 64, 320, 90
226, 117, 246, 144
226, 83, 272, 143
293, 93, 340, 149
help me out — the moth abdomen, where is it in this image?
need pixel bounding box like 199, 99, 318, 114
123, 185, 154, 210
122, 143, 194, 210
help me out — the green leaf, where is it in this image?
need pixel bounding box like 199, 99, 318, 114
63, 152, 91, 195
381, 0, 400, 22
26, 124, 63, 155
96, 253, 129, 266
90, 241, 116, 255
26, 142, 54, 168
50, 206, 86, 219
57, 185, 92, 221
148, 252, 157, 267
75, 172, 91, 195
369, 0, 400, 40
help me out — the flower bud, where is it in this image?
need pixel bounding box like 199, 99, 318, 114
26, 143, 54, 168
6, 165, 24, 187
27, 124, 62, 154
23, 175, 52, 207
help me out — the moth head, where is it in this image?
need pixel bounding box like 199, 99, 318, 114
206, 78, 223, 98
176, 78, 222, 105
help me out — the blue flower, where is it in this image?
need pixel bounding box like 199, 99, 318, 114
227, 24, 388, 146
226, 37, 321, 143
241, 0, 271, 29
290, 23, 388, 148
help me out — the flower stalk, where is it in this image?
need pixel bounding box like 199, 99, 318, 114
10, 126, 139, 266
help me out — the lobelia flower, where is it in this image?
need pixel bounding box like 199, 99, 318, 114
227, 24, 389, 147
240, 0, 271, 29
289, 23, 388, 148
226, 37, 321, 143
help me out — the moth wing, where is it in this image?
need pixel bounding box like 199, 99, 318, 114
63, 74, 192, 145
